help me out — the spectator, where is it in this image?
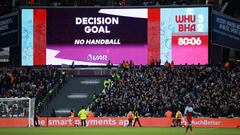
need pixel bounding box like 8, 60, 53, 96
71, 61, 75, 69
51, 109, 56, 117
107, 60, 113, 69
171, 61, 175, 69
69, 109, 74, 118
130, 60, 134, 69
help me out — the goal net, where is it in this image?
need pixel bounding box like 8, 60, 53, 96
0, 98, 35, 127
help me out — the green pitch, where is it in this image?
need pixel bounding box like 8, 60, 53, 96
0, 127, 239, 135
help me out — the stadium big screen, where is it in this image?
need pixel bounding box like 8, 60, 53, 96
21, 7, 209, 66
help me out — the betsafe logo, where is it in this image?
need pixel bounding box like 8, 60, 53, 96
87, 54, 108, 61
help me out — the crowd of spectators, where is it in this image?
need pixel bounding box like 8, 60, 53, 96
90, 61, 240, 118
0, 66, 65, 116
0, 100, 29, 117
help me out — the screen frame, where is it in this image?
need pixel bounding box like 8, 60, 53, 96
19, 5, 211, 66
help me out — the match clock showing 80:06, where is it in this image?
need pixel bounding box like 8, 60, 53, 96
172, 13, 208, 46
178, 37, 202, 46
172, 35, 208, 47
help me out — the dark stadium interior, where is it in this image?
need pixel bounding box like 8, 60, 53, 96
0, 0, 240, 131
41, 76, 107, 117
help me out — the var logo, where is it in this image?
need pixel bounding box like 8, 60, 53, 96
87, 54, 108, 61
